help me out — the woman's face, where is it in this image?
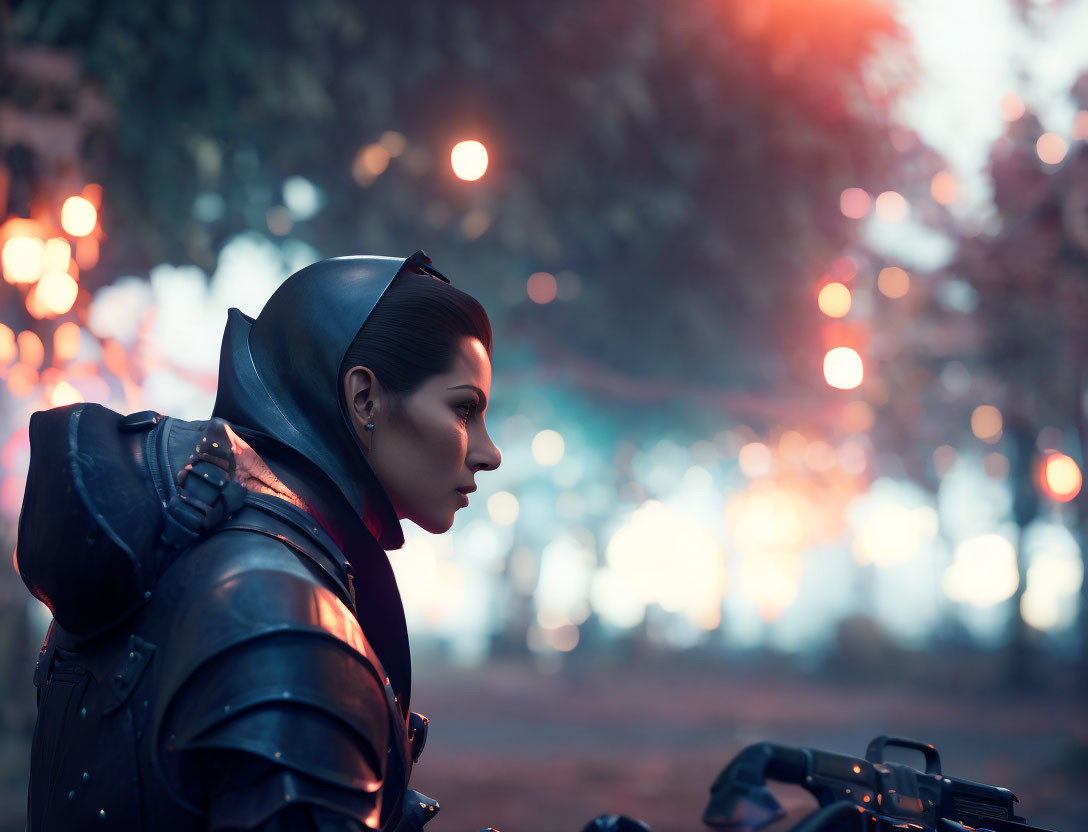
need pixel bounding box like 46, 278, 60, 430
344, 336, 501, 534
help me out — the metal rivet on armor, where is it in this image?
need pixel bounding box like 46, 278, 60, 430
80, 707, 86, 719
68, 791, 74, 800
805, 776, 813, 784
82, 772, 90, 783
143, 700, 149, 708
282, 690, 290, 698
144, 591, 152, 601
845, 788, 852, 795
224, 705, 231, 713
274, 751, 282, 758
99, 810, 106, 820
211, 442, 219, 448
129, 651, 137, 661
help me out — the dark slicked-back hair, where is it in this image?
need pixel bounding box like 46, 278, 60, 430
338, 272, 493, 418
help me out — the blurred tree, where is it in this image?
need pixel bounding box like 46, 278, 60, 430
10, 0, 909, 413
870, 78, 1088, 689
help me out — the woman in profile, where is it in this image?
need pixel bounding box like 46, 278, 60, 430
20, 251, 501, 831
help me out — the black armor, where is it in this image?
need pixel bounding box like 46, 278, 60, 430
21, 253, 450, 830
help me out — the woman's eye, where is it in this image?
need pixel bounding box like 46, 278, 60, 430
456, 402, 478, 423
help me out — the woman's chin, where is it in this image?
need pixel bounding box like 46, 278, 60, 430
413, 512, 455, 535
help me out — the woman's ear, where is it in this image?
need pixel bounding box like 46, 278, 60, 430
343, 365, 379, 439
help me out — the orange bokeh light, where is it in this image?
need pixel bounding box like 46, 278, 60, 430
874, 191, 908, 222
16, 331, 44, 369
971, 405, 1002, 444
817, 282, 852, 317
0, 325, 15, 365
53, 322, 82, 363
451, 140, 489, 181
6, 363, 38, 397
2, 237, 45, 284
839, 188, 870, 219
877, 266, 910, 298
527, 272, 557, 304
75, 235, 99, 270
1036, 133, 1067, 165
61, 196, 98, 237
43, 238, 71, 273
49, 380, 83, 407
823, 347, 863, 390
999, 93, 1025, 122
27, 272, 79, 318
1040, 453, 1082, 502
930, 171, 958, 206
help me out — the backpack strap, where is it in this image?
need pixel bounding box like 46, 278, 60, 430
157, 418, 247, 559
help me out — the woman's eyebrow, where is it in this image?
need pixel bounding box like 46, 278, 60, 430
447, 384, 487, 410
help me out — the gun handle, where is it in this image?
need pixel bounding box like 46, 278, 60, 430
865, 736, 941, 775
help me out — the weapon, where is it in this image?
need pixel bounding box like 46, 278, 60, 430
702, 735, 1059, 831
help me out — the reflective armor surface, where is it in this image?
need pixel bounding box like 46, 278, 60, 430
22, 252, 452, 830
26, 414, 426, 831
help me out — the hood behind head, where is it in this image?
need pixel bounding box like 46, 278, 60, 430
211, 251, 447, 550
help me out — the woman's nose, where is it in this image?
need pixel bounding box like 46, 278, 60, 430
471, 432, 501, 472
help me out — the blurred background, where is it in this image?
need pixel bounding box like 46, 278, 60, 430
1, 0, 1086, 829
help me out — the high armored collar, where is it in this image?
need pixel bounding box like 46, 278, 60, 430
211, 307, 405, 551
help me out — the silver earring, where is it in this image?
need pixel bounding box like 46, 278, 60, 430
364, 421, 375, 431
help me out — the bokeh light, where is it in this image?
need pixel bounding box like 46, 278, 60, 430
531, 429, 565, 466
877, 266, 910, 298
823, 347, 863, 390
28, 271, 79, 318
942, 534, 1019, 608
16, 331, 44, 368
817, 282, 852, 317
43, 238, 71, 274
839, 188, 871, 219
1075, 110, 1088, 141
60, 196, 97, 237
737, 442, 773, 478
970, 405, 1002, 444
451, 140, 489, 181
527, 272, 558, 304
487, 491, 520, 525
604, 500, 726, 628
930, 171, 958, 205
1039, 452, 1081, 502
52, 322, 82, 363
49, 380, 83, 407
0, 324, 15, 364
2, 237, 44, 284
999, 92, 1025, 121
353, 143, 391, 185
1036, 133, 1067, 165
874, 191, 908, 222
